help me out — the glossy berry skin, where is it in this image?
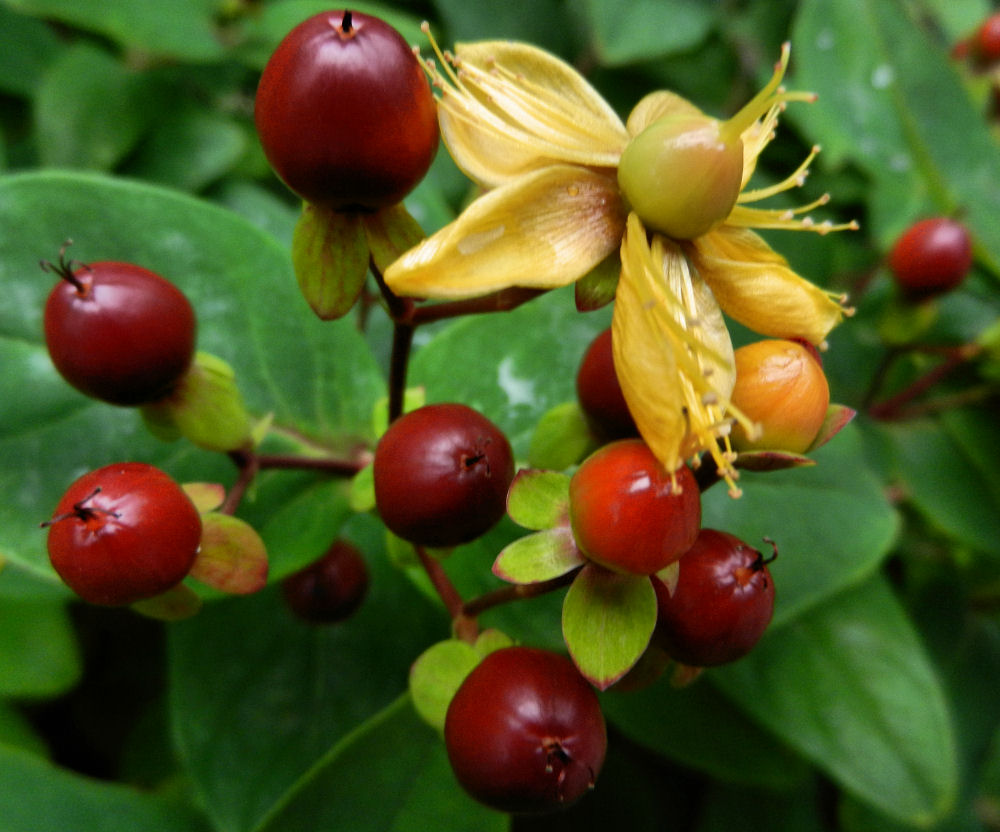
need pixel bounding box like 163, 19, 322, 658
575, 328, 638, 442
44, 260, 196, 406
653, 529, 775, 667
373, 403, 515, 548
569, 439, 700, 576
282, 540, 369, 624
972, 14, 1000, 66
730, 339, 830, 454
254, 10, 438, 211
46, 463, 202, 606
444, 647, 606, 814
888, 217, 973, 299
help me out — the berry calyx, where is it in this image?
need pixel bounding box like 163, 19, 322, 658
444, 646, 606, 814
575, 328, 638, 442
653, 529, 776, 666
254, 10, 439, 211
373, 403, 515, 548
569, 439, 701, 575
729, 339, 830, 454
282, 540, 369, 624
887, 217, 973, 300
44, 463, 202, 606
42, 249, 196, 406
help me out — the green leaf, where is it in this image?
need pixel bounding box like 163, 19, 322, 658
34, 44, 156, 170
702, 423, 900, 627
6, 0, 225, 61
291, 203, 370, 321
506, 469, 570, 530
712, 575, 958, 826
0, 171, 383, 587
0, 744, 210, 832
562, 565, 657, 690
493, 527, 584, 584
0, 597, 80, 698
882, 418, 1000, 558
257, 695, 506, 832
169, 517, 448, 832
0, 5, 60, 97
584, 0, 717, 65
0, 701, 48, 757
527, 401, 596, 470
409, 639, 481, 733
602, 672, 810, 790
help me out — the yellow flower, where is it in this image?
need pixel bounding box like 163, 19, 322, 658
384, 30, 855, 495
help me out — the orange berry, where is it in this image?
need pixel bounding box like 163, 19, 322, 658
730, 339, 830, 454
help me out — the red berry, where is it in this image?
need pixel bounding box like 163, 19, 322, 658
45, 463, 202, 606
254, 10, 439, 211
652, 529, 775, 667
444, 646, 606, 814
575, 328, 638, 442
887, 217, 973, 299
972, 13, 1000, 66
43, 253, 196, 406
569, 439, 700, 575
373, 403, 515, 548
282, 540, 369, 624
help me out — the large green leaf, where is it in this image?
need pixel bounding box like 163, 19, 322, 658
4, 0, 225, 61
0, 4, 60, 98
255, 695, 507, 832
702, 422, 900, 628
712, 575, 958, 826
0, 597, 80, 698
169, 515, 449, 832
0, 744, 210, 832
583, 0, 716, 65
0, 171, 383, 587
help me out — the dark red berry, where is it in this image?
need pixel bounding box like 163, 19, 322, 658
45, 462, 202, 606
373, 403, 515, 548
43, 253, 196, 406
444, 646, 606, 814
887, 217, 973, 299
282, 540, 369, 624
652, 529, 775, 667
576, 328, 638, 442
254, 10, 439, 211
569, 439, 701, 575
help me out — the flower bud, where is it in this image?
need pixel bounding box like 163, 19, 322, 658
730, 339, 830, 454
617, 112, 744, 240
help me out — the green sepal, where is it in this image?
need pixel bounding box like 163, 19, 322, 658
409, 639, 481, 733
808, 403, 858, 452
140, 351, 255, 452
131, 583, 202, 621
292, 202, 369, 320
574, 252, 620, 312
562, 564, 657, 690
878, 290, 938, 345
348, 463, 375, 513
493, 527, 584, 584
409, 629, 514, 733
528, 401, 596, 470
181, 482, 226, 513
506, 469, 571, 530
371, 386, 425, 439
189, 513, 268, 595
363, 202, 426, 275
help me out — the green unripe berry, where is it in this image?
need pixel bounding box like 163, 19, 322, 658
617, 113, 744, 240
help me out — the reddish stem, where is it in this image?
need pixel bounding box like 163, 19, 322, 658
868, 343, 981, 421
461, 570, 579, 619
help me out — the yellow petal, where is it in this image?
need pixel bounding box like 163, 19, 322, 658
436, 40, 627, 186
384, 165, 625, 299
613, 215, 743, 493
688, 225, 849, 345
